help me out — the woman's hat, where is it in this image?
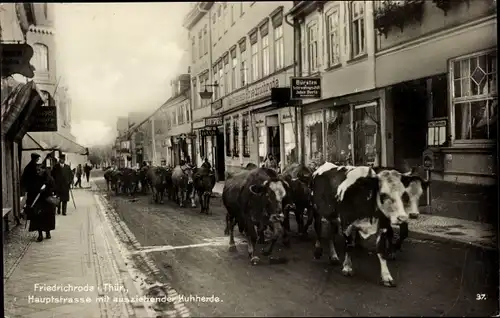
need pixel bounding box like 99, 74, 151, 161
31, 153, 41, 160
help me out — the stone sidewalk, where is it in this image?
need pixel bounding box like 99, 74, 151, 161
212, 182, 497, 250
3, 187, 150, 318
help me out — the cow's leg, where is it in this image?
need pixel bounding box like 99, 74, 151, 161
205, 193, 211, 215
302, 207, 314, 238
246, 224, 260, 265
295, 205, 305, 235
341, 228, 354, 277
281, 207, 291, 247
384, 226, 397, 260
159, 188, 164, 204
190, 189, 196, 208
178, 187, 184, 207
395, 222, 409, 251
224, 212, 230, 235
197, 191, 203, 213
228, 215, 237, 252
327, 219, 340, 264
376, 229, 396, 287
313, 211, 323, 259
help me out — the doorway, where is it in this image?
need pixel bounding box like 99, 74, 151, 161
392, 79, 428, 171
267, 126, 280, 162
215, 128, 225, 181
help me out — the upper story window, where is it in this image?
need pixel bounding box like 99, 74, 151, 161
219, 66, 224, 97
192, 79, 198, 110
326, 7, 340, 66
43, 3, 48, 18
251, 42, 259, 82
262, 34, 270, 77
231, 51, 238, 91
224, 58, 230, 95
203, 25, 208, 54
240, 2, 244, 16
450, 49, 497, 141
33, 43, 49, 72
191, 37, 196, 63
274, 24, 284, 71
240, 39, 248, 87
307, 22, 318, 73
218, 5, 223, 39
224, 3, 230, 32
349, 1, 366, 58
213, 67, 219, 100
198, 30, 203, 58
230, 4, 235, 25
178, 104, 185, 124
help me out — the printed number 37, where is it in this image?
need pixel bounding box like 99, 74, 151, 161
476, 294, 487, 300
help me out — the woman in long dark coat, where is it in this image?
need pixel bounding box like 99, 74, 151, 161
26, 165, 57, 242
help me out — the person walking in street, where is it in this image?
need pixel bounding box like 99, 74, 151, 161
83, 162, 92, 183
201, 157, 212, 171
26, 165, 57, 242
263, 154, 279, 172
51, 154, 73, 215
74, 164, 83, 188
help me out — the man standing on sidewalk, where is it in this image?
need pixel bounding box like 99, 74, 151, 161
52, 154, 73, 215
83, 162, 92, 184
74, 164, 83, 188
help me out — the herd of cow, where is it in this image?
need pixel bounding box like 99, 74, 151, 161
103, 164, 216, 214
222, 162, 428, 288
102, 161, 428, 287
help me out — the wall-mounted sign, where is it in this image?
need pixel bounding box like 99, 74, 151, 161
1, 43, 35, 78
291, 77, 322, 99
227, 75, 280, 109
422, 149, 434, 170
427, 119, 447, 146
205, 116, 223, 127
212, 99, 223, 110
200, 127, 218, 137
28, 106, 58, 132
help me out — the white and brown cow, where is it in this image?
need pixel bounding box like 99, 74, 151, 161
310, 162, 411, 287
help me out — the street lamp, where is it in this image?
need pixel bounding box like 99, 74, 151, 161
199, 83, 219, 100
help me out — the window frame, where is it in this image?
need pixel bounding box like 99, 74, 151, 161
326, 7, 341, 67
274, 24, 284, 71
219, 66, 224, 97
191, 37, 196, 63
233, 115, 240, 157
225, 120, 232, 156
241, 59, 248, 87
232, 55, 238, 91
251, 42, 259, 82
307, 21, 318, 74
261, 34, 270, 77
224, 62, 230, 95
349, 1, 366, 59
449, 48, 497, 144
242, 113, 251, 157
198, 30, 203, 58
33, 43, 49, 72
203, 25, 208, 54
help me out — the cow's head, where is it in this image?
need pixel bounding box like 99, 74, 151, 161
183, 167, 194, 184
375, 170, 410, 226
401, 175, 429, 219
249, 179, 289, 222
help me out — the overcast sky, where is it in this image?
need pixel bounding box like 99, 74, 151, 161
54, 3, 190, 146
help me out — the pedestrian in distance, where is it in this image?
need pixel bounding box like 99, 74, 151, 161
51, 154, 73, 215
20, 153, 41, 195
71, 168, 76, 188
74, 164, 83, 188
83, 162, 92, 183
201, 157, 212, 171
25, 164, 57, 242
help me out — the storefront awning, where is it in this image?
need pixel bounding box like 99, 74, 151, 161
23, 131, 88, 155
1, 79, 43, 139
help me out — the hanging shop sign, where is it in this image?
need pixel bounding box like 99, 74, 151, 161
205, 116, 223, 127
28, 106, 58, 132
200, 127, 218, 137
290, 77, 322, 99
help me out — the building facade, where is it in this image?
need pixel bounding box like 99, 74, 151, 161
373, 0, 497, 185
1, 3, 45, 229
20, 3, 87, 169
184, 1, 297, 178
289, 1, 383, 169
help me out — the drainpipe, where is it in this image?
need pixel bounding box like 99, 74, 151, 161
285, 11, 304, 165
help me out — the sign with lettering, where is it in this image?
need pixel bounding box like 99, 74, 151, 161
291, 77, 322, 99
200, 127, 218, 137
422, 149, 434, 170
227, 76, 280, 109
205, 116, 222, 127
28, 106, 58, 132
1, 43, 35, 78
212, 99, 223, 111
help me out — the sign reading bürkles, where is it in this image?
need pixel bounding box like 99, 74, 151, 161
291, 77, 321, 99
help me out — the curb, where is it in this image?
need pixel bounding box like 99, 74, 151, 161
407, 229, 497, 252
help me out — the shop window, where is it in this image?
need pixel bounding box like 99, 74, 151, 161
304, 111, 324, 167
349, 1, 366, 59
258, 126, 266, 163
233, 116, 240, 157
326, 106, 351, 165
205, 137, 213, 163
353, 104, 380, 166
225, 121, 231, 156
242, 113, 250, 157
283, 122, 297, 166
450, 49, 497, 141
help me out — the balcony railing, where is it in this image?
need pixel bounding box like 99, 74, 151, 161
374, 0, 425, 38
